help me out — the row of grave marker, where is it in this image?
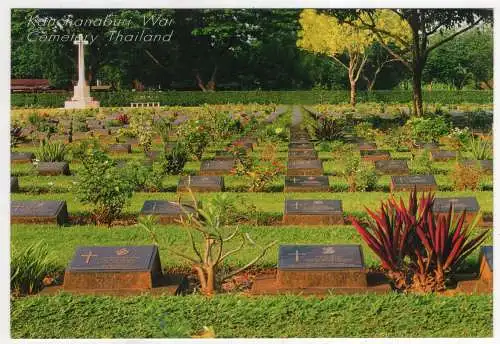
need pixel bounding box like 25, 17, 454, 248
41, 242, 493, 295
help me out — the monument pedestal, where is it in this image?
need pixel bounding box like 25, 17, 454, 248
64, 85, 100, 109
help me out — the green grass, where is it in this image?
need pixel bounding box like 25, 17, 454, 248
11, 293, 492, 338
11, 222, 492, 271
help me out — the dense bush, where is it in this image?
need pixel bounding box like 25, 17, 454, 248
405, 116, 450, 143
11, 90, 493, 108
76, 143, 135, 226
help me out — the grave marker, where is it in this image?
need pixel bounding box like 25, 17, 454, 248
108, 143, 132, 154
199, 160, 234, 176
288, 142, 315, 152
283, 199, 343, 225
430, 150, 457, 161
284, 176, 329, 192
287, 159, 323, 176
432, 197, 479, 223
390, 175, 437, 192
11, 152, 34, 164
177, 176, 224, 192
277, 245, 366, 288
288, 150, 318, 161
63, 245, 163, 291
140, 200, 195, 224
37, 162, 70, 176
375, 160, 409, 175
11, 200, 68, 225
360, 150, 390, 162
460, 160, 493, 173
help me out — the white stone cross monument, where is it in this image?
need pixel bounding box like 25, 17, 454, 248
64, 34, 100, 109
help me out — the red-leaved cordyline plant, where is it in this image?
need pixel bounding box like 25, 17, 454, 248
412, 204, 489, 292
350, 189, 489, 292
116, 113, 130, 125
349, 189, 426, 289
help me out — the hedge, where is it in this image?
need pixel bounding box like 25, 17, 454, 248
11, 90, 493, 108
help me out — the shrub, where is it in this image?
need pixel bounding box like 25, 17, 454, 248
356, 165, 379, 192
261, 143, 278, 161
233, 159, 284, 192
350, 190, 489, 292
11, 241, 58, 296
405, 116, 450, 143
76, 143, 135, 226
128, 111, 153, 153
446, 127, 472, 151
35, 139, 68, 162
451, 163, 482, 191
342, 156, 379, 192
262, 125, 288, 142
314, 115, 346, 141
138, 192, 277, 295
317, 141, 332, 152
179, 120, 210, 160
411, 150, 433, 175
154, 116, 175, 143
162, 143, 189, 175
468, 135, 492, 160
466, 110, 493, 131
11, 90, 493, 108
353, 122, 373, 139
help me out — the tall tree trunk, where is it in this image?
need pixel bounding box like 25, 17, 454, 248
412, 61, 424, 116
349, 79, 357, 108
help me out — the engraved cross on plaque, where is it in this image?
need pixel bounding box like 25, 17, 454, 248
288, 249, 307, 263
80, 250, 98, 264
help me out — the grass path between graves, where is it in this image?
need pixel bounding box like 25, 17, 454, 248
11, 293, 492, 338
11, 223, 492, 270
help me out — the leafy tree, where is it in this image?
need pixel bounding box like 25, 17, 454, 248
423, 25, 493, 90
337, 9, 493, 115
297, 9, 374, 106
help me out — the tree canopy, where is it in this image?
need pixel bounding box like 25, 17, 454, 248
11, 8, 493, 97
